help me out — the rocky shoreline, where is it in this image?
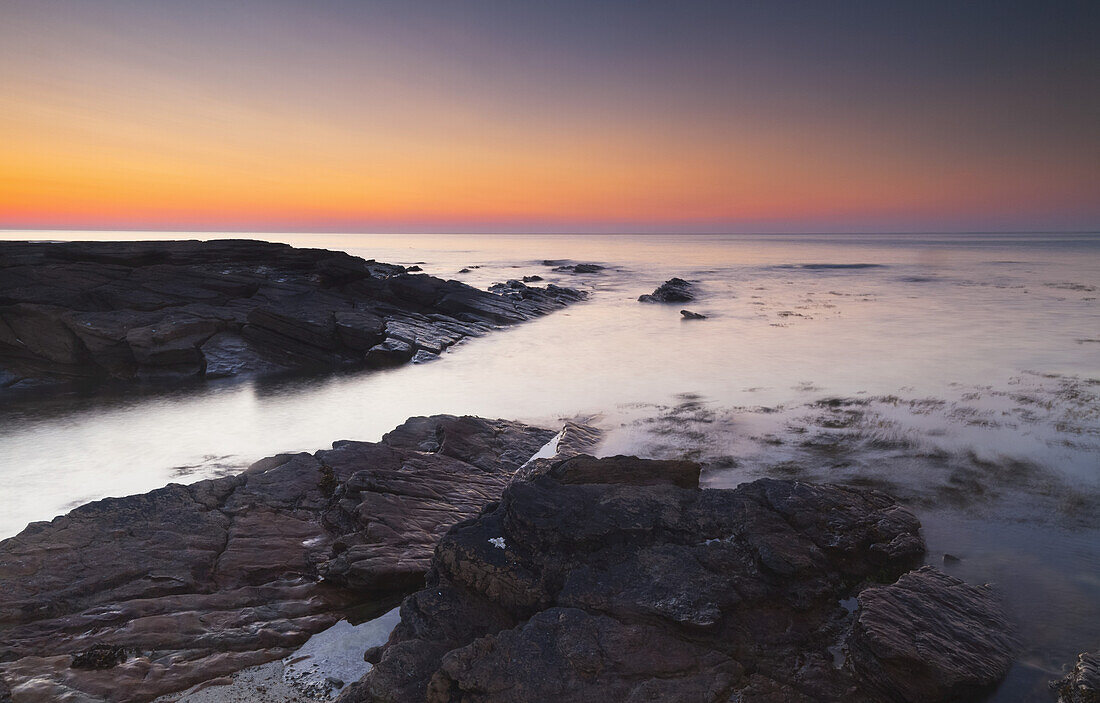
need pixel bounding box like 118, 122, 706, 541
342, 457, 1014, 703
0, 415, 577, 702
0, 240, 584, 394
0, 412, 1063, 702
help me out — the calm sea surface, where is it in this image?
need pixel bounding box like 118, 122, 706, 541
1, 231, 1098, 699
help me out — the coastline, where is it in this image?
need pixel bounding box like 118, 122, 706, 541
0, 416, 1030, 702
1, 234, 1097, 702
0, 239, 585, 396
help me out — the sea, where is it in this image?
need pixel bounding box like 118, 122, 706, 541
1, 231, 1098, 700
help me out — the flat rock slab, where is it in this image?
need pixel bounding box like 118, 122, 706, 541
0, 240, 584, 394
849, 566, 1016, 702
341, 458, 1015, 703
0, 415, 559, 702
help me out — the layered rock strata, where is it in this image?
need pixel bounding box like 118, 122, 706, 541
0, 240, 585, 393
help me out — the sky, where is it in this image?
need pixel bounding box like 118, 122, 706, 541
1, 0, 1098, 234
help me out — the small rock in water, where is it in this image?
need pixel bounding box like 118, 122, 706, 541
405, 265, 423, 272
639, 277, 695, 303
681, 309, 706, 320
943, 552, 962, 564
522, 274, 543, 282
458, 267, 471, 273
553, 263, 604, 274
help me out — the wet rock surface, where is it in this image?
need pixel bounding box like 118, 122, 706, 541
0, 415, 558, 702
638, 276, 694, 303
71, 645, 131, 671
1055, 650, 1100, 703
849, 566, 1016, 702
548, 262, 604, 274
0, 240, 584, 394
340, 457, 1014, 703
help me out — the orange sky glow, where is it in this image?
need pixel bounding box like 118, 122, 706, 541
2, 1, 1097, 233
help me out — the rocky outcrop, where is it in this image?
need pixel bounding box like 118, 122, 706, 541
341, 457, 1014, 703
0, 421, 1016, 703
539, 261, 604, 274
849, 566, 1016, 702
0, 240, 585, 394
0, 416, 563, 702
487, 279, 584, 309
638, 277, 694, 303
1055, 650, 1100, 703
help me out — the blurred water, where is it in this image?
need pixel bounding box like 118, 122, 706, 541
1, 231, 1098, 698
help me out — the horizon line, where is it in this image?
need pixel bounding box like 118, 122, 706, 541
3, 227, 1099, 237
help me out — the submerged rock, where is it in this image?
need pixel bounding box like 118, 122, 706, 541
680, 309, 706, 319
639, 277, 694, 303
1054, 650, 1100, 703
0, 415, 573, 702
551, 263, 604, 274
0, 240, 584, 394
340, 457, 1013, 703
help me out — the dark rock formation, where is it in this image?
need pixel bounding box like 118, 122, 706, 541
849, 566, 1016, 702
1055, 650, 1100, 703
0, 415, 563, 702
638, 277, 694, 303
680, 309, 706, 319
552, 263, 604, 274
340, 457, 1014, 703
0, 240, 584, 394
521, 275, 542, 282
488, 279, 585, 309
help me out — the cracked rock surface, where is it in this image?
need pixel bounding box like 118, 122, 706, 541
0, 240, 584, 394
339, 456, 1015, 703
0, 416, 557, 702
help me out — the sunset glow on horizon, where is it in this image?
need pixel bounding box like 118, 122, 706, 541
3, 1, 1098, 234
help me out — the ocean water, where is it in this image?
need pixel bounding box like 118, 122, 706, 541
1, 231, 1098, 699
